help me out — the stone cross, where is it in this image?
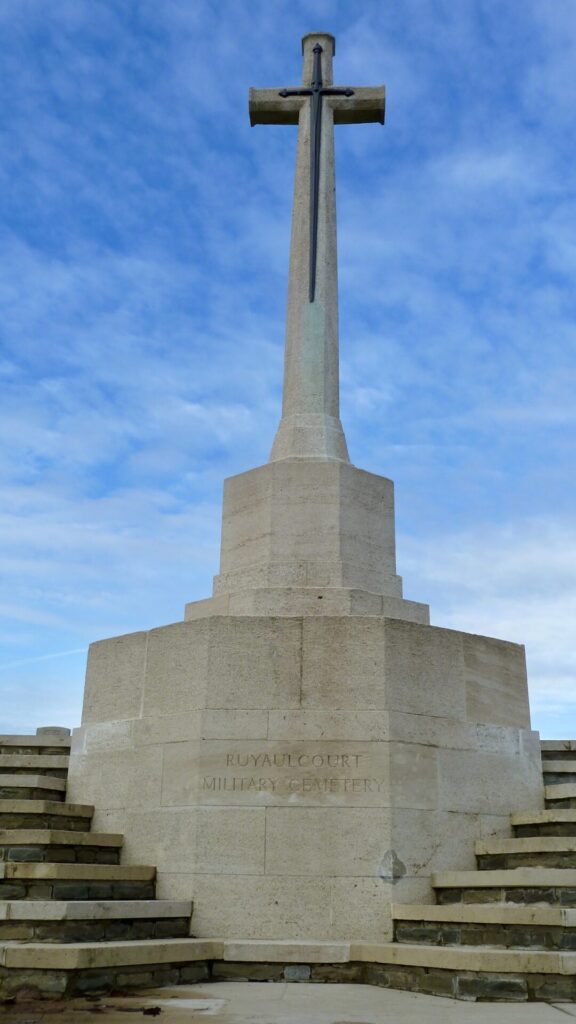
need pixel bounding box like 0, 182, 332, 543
249, 33, 385, 462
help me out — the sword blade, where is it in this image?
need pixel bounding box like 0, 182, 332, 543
309, 89, 322, 303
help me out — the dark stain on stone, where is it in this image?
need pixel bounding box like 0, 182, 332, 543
378, 849, 407, 881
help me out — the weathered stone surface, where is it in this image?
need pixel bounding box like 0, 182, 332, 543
394, 918, 576, 951
284, 964, 311, 981
68, 609, 540, 940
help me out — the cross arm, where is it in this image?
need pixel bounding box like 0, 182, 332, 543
329, 86, 385, 125
249, 87, 304, 126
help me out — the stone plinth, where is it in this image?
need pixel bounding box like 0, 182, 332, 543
67, 615, 543, 942
184, 460, 429, 625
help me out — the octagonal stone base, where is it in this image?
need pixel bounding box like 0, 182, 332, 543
67, 615, 542, 943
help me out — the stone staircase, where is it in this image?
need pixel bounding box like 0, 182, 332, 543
0, 727, 200, 999
3, 731, 576, 1002
389, 739, 576, 1000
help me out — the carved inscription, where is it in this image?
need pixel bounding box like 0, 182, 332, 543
201, 748, 385, 798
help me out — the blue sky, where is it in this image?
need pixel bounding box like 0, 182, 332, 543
0, 0, 574, 737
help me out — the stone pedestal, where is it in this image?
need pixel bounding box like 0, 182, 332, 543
185, 459, 429, 624
68, 610, 542, 942
65, 32, 543, 948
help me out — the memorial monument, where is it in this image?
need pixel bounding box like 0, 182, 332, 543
66, 32, 542, 942
7, 32, 576, 1004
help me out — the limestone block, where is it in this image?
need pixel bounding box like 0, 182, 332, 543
195, 808, 265, 875
433, 868, 576, 889
161, 741, 200, 808
386, 712, 472, 750
81, 721, 135, 754
1, 938, 220, 970
473, 723, 522, 754
222, 939, 350, 963
0, 800, 92, 818
188, 874, 333, 939
329, 878, 394, 941
521, 728, 544, 760
154, 873, 196, 901
546, 783, 576, 801
349, 941, 566, 973
267, 709, 390, 741
115, 810, 198, 874
0, 754, 68, 770
133, 711, 202, 747
463, 633, 530, 727
476, 835, 576, 855
512, 809, 576, 826
388, 742, 439, 810
479, 813, 512, 838
186, 588, 430, 623
0, 733, 69, 747
201, 710, 268, 740
542, 739, 576, 752
437, 747, 542, 814
214, 461, 403, 597
36, 726, 71, 740
389, 808, 479, 878
391, 903, 575, 925
0, 774, 65, 792
195, 740, 389, 807
87, 807, 129, 836
83, 632, 147, 724
142, 621, 210, 718
339, 465, 398, 582
301, 618, 386, 709
264, 807, 391, 877
67, 746, 163, 812
376, 873, 434, 907
383, 620, 467, 720
205, 618, 302, 710
1, 900, 192, 921
386, 714, 532, 760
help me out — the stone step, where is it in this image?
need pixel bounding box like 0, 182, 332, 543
1, 937, 576, 1002
352, 942, 576, 1000
393, 903, 576, 925
512, 809, 576, 837
545, 784, 576, 808
0, 735, 71, 757
475, 836, 576, 870
0, 754, 69, 779
0, 937, 216, 998
0, 775, 66, 801
0, 829, 123, 864
0, 900, 193, 942
433, 868, 576, 906
0, 799, 93, 832
392, 902, 576, 950
542, 741, 576, 761
542, 761, 576, 785
0, 862, 156, 901
0, 930, 206, 963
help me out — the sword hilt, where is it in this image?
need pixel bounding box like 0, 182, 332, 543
311, 44, 323, 90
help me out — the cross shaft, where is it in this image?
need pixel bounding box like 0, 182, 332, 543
249, 33, 385, 463
279, 43, 354, 302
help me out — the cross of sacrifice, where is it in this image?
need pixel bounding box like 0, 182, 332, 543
249, 33, 385, 302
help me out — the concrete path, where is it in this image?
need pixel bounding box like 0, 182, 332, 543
4, 983, 576, 1023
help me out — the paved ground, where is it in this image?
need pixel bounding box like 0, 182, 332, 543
3, 983, 576, 1023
